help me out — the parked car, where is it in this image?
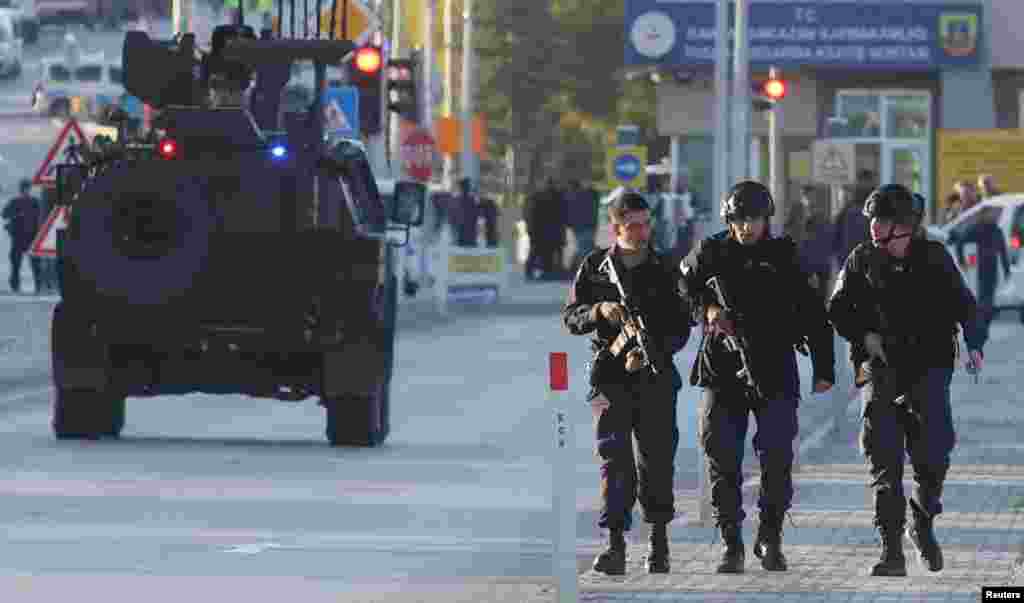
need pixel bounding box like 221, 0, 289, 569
0, 12, 22, 77
32, 37, 129, 121
927, 194, 1024, 322
0, 0, 37, 44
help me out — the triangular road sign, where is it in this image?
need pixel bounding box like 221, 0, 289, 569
32, 119, 88, 186
28, 206, 71, 258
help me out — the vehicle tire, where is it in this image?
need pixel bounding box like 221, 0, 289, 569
323, 274, 397, 447
66, 163, 213, 306
51, 302, 126, 439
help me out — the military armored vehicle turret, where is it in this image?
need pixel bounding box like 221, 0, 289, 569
49, 16, 425, 446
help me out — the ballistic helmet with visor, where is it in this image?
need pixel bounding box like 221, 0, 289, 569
721, 180, 775, 222
862, 184, 924, 226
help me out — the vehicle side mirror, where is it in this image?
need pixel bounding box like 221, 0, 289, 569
391, 180, 425, 227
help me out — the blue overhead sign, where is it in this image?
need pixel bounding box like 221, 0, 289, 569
625, 1, 983, 70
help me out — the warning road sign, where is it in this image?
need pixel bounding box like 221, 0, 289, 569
812, 140, 855, 186
33, 119, 88, 187
29, 205, 71, 258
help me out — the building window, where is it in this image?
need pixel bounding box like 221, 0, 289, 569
885, 94, 929, 139
832, 92, 881, 138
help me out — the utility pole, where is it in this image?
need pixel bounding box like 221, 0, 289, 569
389, 0, 403, 180
459, 0, 477, 187
713, 0, 730, 233
173, 0, 192, 37
731, 0, 750, 183
423, 0, 435, 135
442, 0, 455, 189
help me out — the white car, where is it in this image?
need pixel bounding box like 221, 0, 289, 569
0, 0, 38, 45
0, 13, 22, 78
927, 194, 1024, 322
32, 49, 126, 120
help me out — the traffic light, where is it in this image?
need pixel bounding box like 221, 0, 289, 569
751, 70, 787, 112
346, 43, 383, 135
386, 55, 418, 123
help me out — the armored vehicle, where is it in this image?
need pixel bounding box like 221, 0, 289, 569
49, 20, 425, 446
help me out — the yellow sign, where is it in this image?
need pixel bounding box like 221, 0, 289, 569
936, 129, 1024, 207
272, 0, 378, 42
606, 145, 647, 190
449, 253, 502, 274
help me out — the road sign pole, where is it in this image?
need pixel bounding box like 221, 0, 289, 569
768, 66, 784, 233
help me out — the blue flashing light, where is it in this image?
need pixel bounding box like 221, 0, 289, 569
270, 144, 287, 159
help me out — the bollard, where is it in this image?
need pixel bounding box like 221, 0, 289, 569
549, 352, 577, 603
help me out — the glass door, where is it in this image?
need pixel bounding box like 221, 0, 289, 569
882, 142, 929, 206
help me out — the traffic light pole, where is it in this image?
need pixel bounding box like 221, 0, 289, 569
389, 0, 403, 180
460, 0, 479, 187
768, 67, 785, 232
713, 0, 730, 235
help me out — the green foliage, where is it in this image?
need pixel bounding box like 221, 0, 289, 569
475, 0, 656, 190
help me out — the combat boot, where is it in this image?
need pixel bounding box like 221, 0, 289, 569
869, 522, 907, 577
645, 523, 670, 574
907, 513, 943, 572
715, 522, 745, 574
592, 528, 626, 575
754, 517, 788, 571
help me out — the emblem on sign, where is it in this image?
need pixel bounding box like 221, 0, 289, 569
630, 11, 676, 59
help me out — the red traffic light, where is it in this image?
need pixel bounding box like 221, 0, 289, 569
763, 78, 787, 100
354, 46, 382, 74
158, 138, 178, 159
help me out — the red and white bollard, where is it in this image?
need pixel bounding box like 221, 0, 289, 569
549, 352, 577, 602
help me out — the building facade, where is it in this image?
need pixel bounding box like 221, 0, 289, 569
626, 0, 1021, 223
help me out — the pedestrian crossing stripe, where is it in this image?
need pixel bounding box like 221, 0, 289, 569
28, 206, 71, 258
32, 119, 88, 186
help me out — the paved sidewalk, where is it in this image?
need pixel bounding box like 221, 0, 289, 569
574, 318, 1024, 602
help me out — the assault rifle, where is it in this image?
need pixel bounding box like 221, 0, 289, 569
705, 276, 762, 398
600, 256, 660, 375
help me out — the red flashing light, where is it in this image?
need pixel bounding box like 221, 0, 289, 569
354, 46, 382, 74
158, 138, 178, 159
1012, 235, 1022, 250
967, 253, 978, 267
763, 78, 787, 101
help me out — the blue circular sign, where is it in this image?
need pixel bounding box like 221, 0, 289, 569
614, 154, 642, 182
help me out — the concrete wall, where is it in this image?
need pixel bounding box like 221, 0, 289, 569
990, 0, 1024, 70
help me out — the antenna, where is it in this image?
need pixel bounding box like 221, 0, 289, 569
238, 0, 244, 27
303, 0, 308, 38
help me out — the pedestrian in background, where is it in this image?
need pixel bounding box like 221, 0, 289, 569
977, 174, 1002, 200
955, 180, 979, 213
954, 205, 1011, 345
3, 179, 42, 294
942, 192, 962, 225
565, 178, 598, 273
832, 185, 870, 270
450, 177, 498, 248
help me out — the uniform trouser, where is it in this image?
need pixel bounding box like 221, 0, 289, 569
700, 388, 799, 526
8, 243, 36, 292
860, 367, 955, 526
594, 371, 679, 531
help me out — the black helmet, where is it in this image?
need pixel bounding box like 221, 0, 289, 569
721, 180, 775, 222
862, 184, 924, 225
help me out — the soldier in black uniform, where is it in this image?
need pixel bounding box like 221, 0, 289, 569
828, 184, 984, 576
678, 181, 835, 573
562, 191, 692, 575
